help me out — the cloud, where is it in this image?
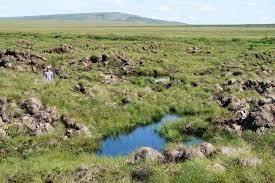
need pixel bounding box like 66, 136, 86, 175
198, 5, 216, 12
102, 0, 125, 5
158, 5, 171, 12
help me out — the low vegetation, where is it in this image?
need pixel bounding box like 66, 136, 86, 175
0, 24, 274, 182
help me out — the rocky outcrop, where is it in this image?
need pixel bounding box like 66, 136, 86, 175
164, 142, 215, 163
127, 147, 165, 164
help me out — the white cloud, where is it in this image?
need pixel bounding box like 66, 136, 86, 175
158, 5, 171, 12
198, 5, 216, 12
102, 0, 125, 5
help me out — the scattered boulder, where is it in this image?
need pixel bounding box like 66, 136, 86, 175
164, 143, 215, 163
61, 115, 91, 137
186, 46, 199, 54
121, 98, 131, 105
83, 53, 110, 64
199, 142, 215, 157
164, 149, 185, 163
181, 147, 205, 160
75, 83, 86, 94
128, 147, 165, 164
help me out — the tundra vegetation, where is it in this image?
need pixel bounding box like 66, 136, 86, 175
0, 23, 274, 182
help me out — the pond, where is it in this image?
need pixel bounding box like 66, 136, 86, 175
97, 114, 204, 157
153, 76, 170, 84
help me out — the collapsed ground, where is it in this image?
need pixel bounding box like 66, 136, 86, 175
0, 28, 274, 182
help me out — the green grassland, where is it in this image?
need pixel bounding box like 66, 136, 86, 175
0, 22, 274, 182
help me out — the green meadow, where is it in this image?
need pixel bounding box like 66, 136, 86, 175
0, 21, 274, 182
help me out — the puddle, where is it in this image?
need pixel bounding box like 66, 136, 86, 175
97, 114, 181, 157
153, 77, 170, 84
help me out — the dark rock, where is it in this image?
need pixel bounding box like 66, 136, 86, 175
101, 53, 110, 62
218, 96, 236, 108
90, 55, 100, 63
122, 98, 131, 105
233, 71, 243, 76
75, 83, 86, 94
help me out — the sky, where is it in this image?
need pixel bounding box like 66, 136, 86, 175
0, 0, 274, 24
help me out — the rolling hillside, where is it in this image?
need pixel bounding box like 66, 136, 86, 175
0, 12, 185, 25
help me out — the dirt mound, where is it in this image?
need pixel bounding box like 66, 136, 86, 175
80, 53, 136, 76
61, 115, 91, 138
0, 97, 59, 136
214, 80, 275, 134
0, 97, 90, 137
0, 49, 46, 71
47, 44, 74, 54
18, 40, 34, 47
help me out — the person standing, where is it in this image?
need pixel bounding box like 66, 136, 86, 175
43, 66, 54, 81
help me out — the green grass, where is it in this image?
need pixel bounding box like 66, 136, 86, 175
0, 23, 274, 182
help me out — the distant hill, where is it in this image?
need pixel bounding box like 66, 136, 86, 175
0, 12, 185, 25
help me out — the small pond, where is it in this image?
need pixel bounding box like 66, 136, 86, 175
97, 114, 204, 157
153, 76, 170, 84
